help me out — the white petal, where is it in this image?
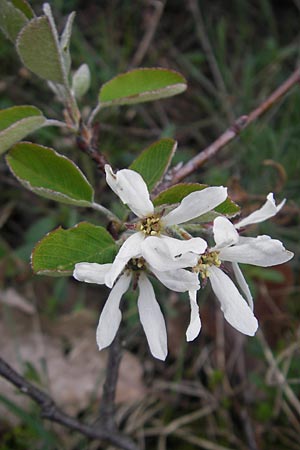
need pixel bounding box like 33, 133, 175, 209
232, 262, 253, 310
141, 236, 200, 271
105, 232, 144, 288
235, 193, 286, 229
212, 216, 239, 249
186, 290, 201, 341
163, 186, 228, 226
219, 235, 294, 267
137, 273, 168, 360
209, 266, 258, 336
73, 263, 112, 284
160, 235, 207, 257
105, 165, 154, 217
151, 266, 200, 292
96, 273, 132, 350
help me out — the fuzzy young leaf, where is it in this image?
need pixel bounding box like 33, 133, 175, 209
129, 139, 177, 192
16, 15, 66, 83
11, 0, 34, 19
32, 222, 117, 276
72, 63, 91, 98
153, 183, 240, 217
6, 142, 94, 206
0, 0, 28, 42
99, 68, 187, 107
0, 105, 46, 154
60, 11, 76, 75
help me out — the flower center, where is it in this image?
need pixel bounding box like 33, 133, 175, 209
194, 251, 221, 279
138, 215, 162, 236
126, 257, 147, 271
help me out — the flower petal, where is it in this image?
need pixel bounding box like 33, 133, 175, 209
105, 232, 144, 288
105, 165, 154, 217
218, 235, 294, 267
163, 186, 228, 226
151, 266, 200, 292
96, 273, 132, 350
141, 236, 201, 271
232, 262, 253, 310
74, 262, 112, 284
209, 266, 258, 336
212, 216, 239, 249
235, 193, 285, 229
186, 290, 201, 341
137, 273, 168, 360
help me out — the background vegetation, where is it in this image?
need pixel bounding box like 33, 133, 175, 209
1, 0, 300, 449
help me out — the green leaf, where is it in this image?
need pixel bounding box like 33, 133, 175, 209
99, 68, 187, 107
0, 105, 46, 154
60, 11, 76, 75
72, 63, 91, 98
6, 142, 94, 206
129, 139, 177, 192
0, 0, 28, 42
153, 183, 240, 217
32, 222, 117, 276
16, 15, 66, 83
11, 0, 34, 19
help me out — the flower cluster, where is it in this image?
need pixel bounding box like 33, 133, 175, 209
74, 167, 293, 360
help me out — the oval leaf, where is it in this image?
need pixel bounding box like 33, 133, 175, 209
0, 0, 28, 42
153, 183, 240, 218
72, 63, 91, 99
0, 105, 46, 154
16, 15, 66, 83
129, 138, 177, 192
11, 0, 35, 19
99, 68, 187, 107
6, 142, 94, 206
32, 222, 117, 276
60, 11, 76, 75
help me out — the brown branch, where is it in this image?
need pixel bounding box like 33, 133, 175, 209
158, 66, 300, 191
0, 357, 138, 450
76, 121, 109, 173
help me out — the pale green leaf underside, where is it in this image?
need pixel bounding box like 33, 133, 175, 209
6, 142, 94, 206
0, 0, 28, 42
153, 183, 240, 217
99, 68, 187, 107
16, 15, 65, 83
32, 222, 118, 276
0, 105, 46, 154
129, 138, 177, 192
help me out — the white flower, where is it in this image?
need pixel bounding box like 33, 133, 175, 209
73, 259, 200, 360
104, 165, 228, 288
190, 194, 293, 337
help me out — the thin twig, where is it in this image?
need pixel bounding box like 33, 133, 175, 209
0, 357, 138, 450
98, 333, 122, 430
158, 66, 300, 191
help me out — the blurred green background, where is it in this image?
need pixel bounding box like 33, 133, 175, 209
1, 1, 300, 449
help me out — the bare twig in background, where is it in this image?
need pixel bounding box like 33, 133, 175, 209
0, 357, 138, 450
187, 0, 234, 122
130, 0, 166, 68
158, 66, 300, 191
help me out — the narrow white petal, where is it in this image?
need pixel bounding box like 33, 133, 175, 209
105, 165, 154, 217
137, 274, 168, 360
163, 186, 228, 226
235, 193, 286, 229
219, 235, 294, 267
186, 290, 201, 341
160, 235, 207, 257
73, 263, 112, 284
232, 262, 253, 310
96, 273, 132, 350
141, 236, 200, 271
209, 266, 258, 336
105, 232, 144, 288
212, 216, 239, 249
151, 266, 200, 292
